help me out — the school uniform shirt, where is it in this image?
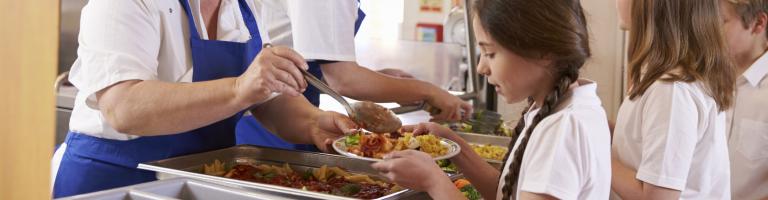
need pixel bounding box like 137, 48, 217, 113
613, 80, 731, 199
261, 0, 358, 62
496, 79, 612, 200
67, 0, 270, 140
726, 51, 768, 200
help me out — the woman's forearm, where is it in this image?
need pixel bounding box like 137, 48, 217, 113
97, 78, 251, 136
320, 62, 440, 102
251, 94, 321, 144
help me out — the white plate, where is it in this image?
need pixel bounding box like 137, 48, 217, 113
332, 135, 461, 162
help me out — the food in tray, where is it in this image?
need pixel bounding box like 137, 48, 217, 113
202, 159, 228, 176
203, 160, 403, 199
470, 143, 508, 161
445, 121, 513, 137
437, 159, 459, 173
454, 179, 482, 200
440, 110, 514, 137
344, 131, 448, 159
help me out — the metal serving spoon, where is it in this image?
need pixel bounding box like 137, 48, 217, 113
300, 70, 402, 133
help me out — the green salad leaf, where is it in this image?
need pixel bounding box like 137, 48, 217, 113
345, 133, 360, 146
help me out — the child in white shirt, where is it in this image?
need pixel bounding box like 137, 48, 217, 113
611, 0, 736, 199
369, 0, 612, 199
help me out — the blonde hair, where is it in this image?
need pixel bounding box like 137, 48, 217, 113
627, 0, 735, 111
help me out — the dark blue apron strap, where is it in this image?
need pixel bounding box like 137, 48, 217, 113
355, 2, 365, 35
178, 0, 202, 40
178, 0, 259, 40
237, 0, 261, 38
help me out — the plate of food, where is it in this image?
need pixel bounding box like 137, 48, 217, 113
333, 131, 461, 162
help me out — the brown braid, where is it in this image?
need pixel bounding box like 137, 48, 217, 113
499, 70, 578, 199
472, 0, 591, 198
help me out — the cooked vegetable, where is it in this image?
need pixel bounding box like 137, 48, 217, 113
454, 179, 471, 189
203, 159, 227, 176
346, 131, 448, 159
437, 159, 459, 173
339, 183, 361, 196
345, 133, 361, 146
415, 134, 448, 157
204, 162, 400, 199
460, 184, 482, 200
470, 144, 508, 161
454, 179, 482, 200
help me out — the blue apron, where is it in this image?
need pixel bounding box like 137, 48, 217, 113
53, 0, 264, 197
235, 5, 366, 151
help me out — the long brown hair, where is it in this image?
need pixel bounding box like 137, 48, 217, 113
627, 0, 734, 111
473, 0, 591, 199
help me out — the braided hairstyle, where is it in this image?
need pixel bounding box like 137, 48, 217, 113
473, 0, 591, 199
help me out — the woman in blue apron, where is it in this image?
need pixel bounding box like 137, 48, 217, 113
235, 6, 367, 151
53, 0, 353, 197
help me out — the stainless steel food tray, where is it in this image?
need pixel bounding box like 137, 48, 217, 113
56, 178, 290, 200
138, 145, 451, 200
456, 132, 512, 147
455, 132, 512, 168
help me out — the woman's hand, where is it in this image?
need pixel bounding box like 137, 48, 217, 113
310, 111, 358, 152
234, 45, 309, 106
426, 91, 473, 122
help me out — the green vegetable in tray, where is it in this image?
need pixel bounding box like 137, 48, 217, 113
263, 171, 276, 179
460, 185, 482, 200
302, 169, 313, 180
461, 123, 473, 133
498, 124, 513, 137
339, 183, 362, 196
437, 159, 458, 173
345, 133, 361, 146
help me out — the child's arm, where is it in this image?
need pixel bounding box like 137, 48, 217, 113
612, 157, 682, 200
370, 150, 466, 200
613, 83, 698, 200
611, 153, 644, 199
612, 153, 681, 200
410, 123, 503, 199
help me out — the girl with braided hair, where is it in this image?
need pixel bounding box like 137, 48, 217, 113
370, 0, 612, 199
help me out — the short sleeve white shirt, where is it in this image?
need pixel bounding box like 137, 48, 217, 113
496, 80, 612, 200
68, 0, 269, 140
261, 0, 358, 62
613, 80, 731, 199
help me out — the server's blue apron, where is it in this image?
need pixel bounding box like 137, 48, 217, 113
235, 5, 366, 151
53, 0, 264, 197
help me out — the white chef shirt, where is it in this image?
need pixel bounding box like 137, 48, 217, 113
261, 0, 358, 62
67, 0, 270, 140
613, 80, 731, 199
726, 50, 768, 200
496, 80, 612, 200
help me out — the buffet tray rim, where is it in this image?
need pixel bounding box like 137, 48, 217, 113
138, 145, 421, 200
